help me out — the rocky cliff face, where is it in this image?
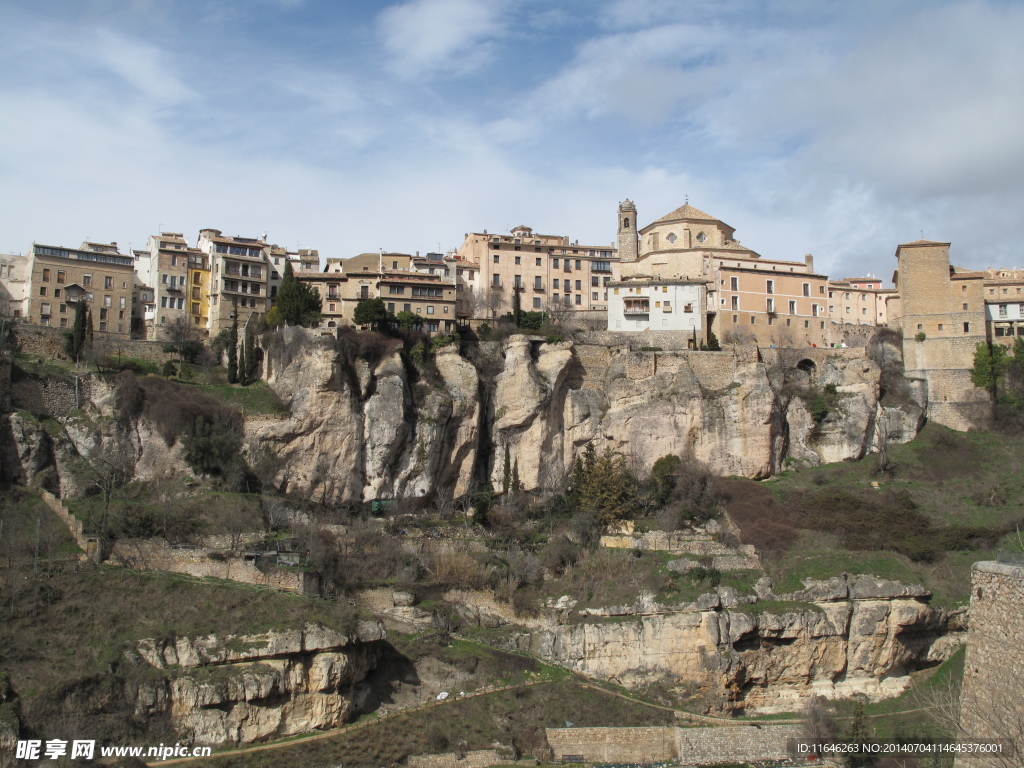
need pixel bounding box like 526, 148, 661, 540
132, 621, 385, 745
249, 331, 923, 503
458, 575, 956, 715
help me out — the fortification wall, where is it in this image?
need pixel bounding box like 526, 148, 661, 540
109, 540, 320, 597
546, 724, 804, 765
406, 750, 530, 768
956, 561, 1024, 768
9, 374, 102, 418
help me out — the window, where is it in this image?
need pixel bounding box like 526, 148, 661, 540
999, 304, 1008, 318
938, 324, 944, 331
766, 279, 774, 294
964, 322, 970, 332
767, 298, 774, 313
105, 276, 113, 289
553, 259, 559, 268
803, 283, 810, 297
592, 276, 599, 287
536, 258, 542, 266
592, 292, 598, 300
120, 297, 126, 309
99, 322, 107, 331
553, 294, 559, 303
492, 274, 500, 287
751, 316, 756, 324
427, 306, 434, 314
161, 297, 167, 308
60, 318, 67, 327
553, 279, 560, 289
533, 297, 541, 308
515, 256, 521, 265
404, 303, 411, 312
99, 308, 107, 320
593, 261, 612, 272
103, 295, 111, 307
917, 324, 923, 330
730, 276, 738, 291
42, 268, 50, 281
493, 254, 499, 264
57, 270, 65, 284
575, 280, 581, 290
575, 260, 582, 270
789, 300, 796, 314
40, 302, 50, 316
820, 286, 825, 294
514, 275, 522, 288
39, 286, 46, 296
575, 294, 581, 305
733, 315, 738, 323
83, 275, 91, 287
59, 304, 66, 313
812, 304, 819, 317
963, 303, 969, 310
731, 296, 738, 310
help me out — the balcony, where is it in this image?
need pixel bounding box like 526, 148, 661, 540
623, 301, 650, 316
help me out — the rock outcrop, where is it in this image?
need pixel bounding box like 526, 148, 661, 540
476, 575, 953, 714
133, 621, 385, 746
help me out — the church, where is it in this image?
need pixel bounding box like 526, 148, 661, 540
607, 200, 830, 347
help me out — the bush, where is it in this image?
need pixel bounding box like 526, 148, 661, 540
180, 414, 245, 480
136, 376, 242, 448
161, 360, 178, 378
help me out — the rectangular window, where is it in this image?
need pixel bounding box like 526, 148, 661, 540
40, 302, 50, 315
963, 303, 969, 310
161, 297, 167, 308
767, 298, 774, 313
42, 268, 50, 281
803, 283, 810, 297
404, 303, 411, 312
999, 304, 1008, 318
99, 321, 107, 331
964, 322, 970, 332
575, 260, 582, 270
552, 259, 559, 268
592, 276, 599, 287
57, 270, 65, 284
83, 274, 91, 287
533, 297, 541, 308
39, 286, 46, 296
514, 256, 521, 265
731, 296, 738, 310
766, 279, 774, 294
938, 324, 944, 331
536, 258, 542, 266
592, 292, 598, 300
514, 275, 522, 288
575, 294, 582, 305
730, 276, 738, 291
492, 274, 500, 287
535, 276, 543, 289
105, 276, 113, 289
493, 254, 499, 263
99, 307, 107, 320
427, 306, 434, 314
812, 303, 819, 317
59, 304, 67, 313
553, 279, 560, 289
104, 295, 112, 308
789, 300, 796, 314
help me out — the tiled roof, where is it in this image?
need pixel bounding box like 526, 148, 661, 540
651, 203, 719, 225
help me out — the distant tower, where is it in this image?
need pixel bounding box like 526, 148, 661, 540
617, 199, 639, 263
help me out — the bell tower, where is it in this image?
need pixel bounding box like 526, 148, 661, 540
617, 199, 639, 263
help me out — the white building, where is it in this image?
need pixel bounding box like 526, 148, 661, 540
607, 278, 705, 334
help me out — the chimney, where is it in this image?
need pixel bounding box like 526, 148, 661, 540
805, 253, 814, 272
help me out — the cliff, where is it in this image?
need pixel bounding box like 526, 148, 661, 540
249, 331, 923, 503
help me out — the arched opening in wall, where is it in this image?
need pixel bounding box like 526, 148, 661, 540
327, 321, 336, 328
797, 358, 816, 373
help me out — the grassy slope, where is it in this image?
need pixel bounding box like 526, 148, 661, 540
728, 423, 1024, 609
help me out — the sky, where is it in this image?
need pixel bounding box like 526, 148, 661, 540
2, 0, 1024, 285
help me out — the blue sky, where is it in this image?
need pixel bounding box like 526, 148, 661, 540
3, 0, 1024, 283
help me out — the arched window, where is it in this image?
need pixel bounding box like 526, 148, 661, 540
623, 218, 630, 229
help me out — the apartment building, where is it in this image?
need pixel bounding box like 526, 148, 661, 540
197, 229, 270, 333
138, 232, 198, 337
25, 242, 135, 335
827, 276, 895, 328
268, 246, 319, 304
456, 225, 620, 318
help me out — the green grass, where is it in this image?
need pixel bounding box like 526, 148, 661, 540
770, 549, 922, 595
186, 380, 288, 415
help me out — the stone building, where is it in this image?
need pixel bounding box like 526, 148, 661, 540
456, 225, 620, 319
891, 240, 991, 429
138, 232, 208, 338
24, 242, 135, 336
612, 200, 831, 345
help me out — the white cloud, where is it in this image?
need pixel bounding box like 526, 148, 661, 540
377, 0, 506, 80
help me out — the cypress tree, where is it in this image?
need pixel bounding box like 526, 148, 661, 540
502, 445, 512, 496
243, 324, 256, 383
512, 285, 522, 327
511, 460, 523, 495
237, 335, 247, 386
86, 309, 94, 344
68, 300, 88, 362
227, 313, 239, 384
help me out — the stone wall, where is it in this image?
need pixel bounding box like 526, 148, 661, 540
109, 539, 320, 597
15, 324, 176, 364
10, 373, 98, 418
546, 724, 804, 765
406, 750, 507, 768
956, 560, 1024, 768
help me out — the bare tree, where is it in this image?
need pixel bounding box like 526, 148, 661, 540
85, 437, 137, 553
164, 316, 200, 368
545, 297, 572, 328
